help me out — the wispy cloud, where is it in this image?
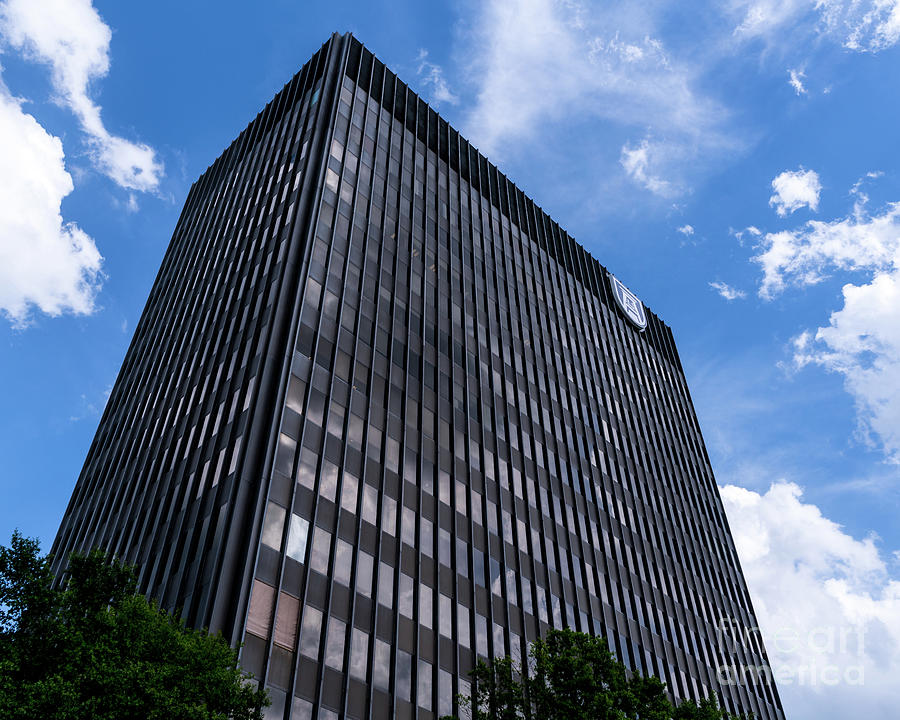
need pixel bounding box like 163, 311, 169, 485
709, 280, 747, 300
677, 224, 695, 236
620, 139, 677, 197
789, 68, 808, 95
0, 0, 163, 192
731, 0, 900, 52
460, 0, 739, 197
415, 49, 458, 106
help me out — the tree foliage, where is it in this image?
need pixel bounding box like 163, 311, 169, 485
446, 628, 749, 720
0, 531, 268, 720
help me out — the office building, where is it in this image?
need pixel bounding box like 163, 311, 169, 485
52, 33, 784, 720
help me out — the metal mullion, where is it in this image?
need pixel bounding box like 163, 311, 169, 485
523, 211, 579, 633
464, 147, 499, 660
226, 36, 347, 696
472, 152, 518, 663
636, 328, 746, 709
133, 101, 282, 603
226, 40, 340, 653
542, 224, 593, 632
290, 67, 369, 714
509, 190, 591, 645
516, 198, 568, 640
52, 157, 221, 571
314, 49, 388, 720
213, 62, 317, 628
566, 265, 660, 677
555, 230, 615, 638
494, 182, 557, 657
582, 263, 662, 665
457, 142, 505, 693
460, 151, 490, 668
383, 84, 414, 720
74, 117, 261, 574
191, 69, 312, 629
579, 250, 653, 650
57, 125, 246, 574
450, 133, 479, 716
555, 231, 650, 645
350, 61, 403, 719
260, 41, 367, 710
146, 96, 296, 612
614, 324, 716, 633
538, 220, 582, 628
418, 108, 445, 715
54, 174, 203, 539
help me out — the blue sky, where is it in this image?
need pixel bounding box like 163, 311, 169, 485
1, 1, 899, 717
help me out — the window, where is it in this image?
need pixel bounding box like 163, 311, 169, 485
349, 627, 368, 680
334, 538, 353, 586
286, 513, 309, 563
325, 616, 346, 670
246, 579, 275, 638
373, 639, 391, 690
356, 550, 374, 595
261, 502, 285, 550
310, 527, 332, 574
299, 605, 323, 659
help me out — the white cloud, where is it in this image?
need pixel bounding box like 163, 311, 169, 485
732, 225, 763, 245
721, 482, 900, 720
710, 280, 747, 300
794, 269, 900, 462
677, 224, 695, 236
620, 139, 677, 197
460, 0, 737, 196
751, 178, 900, 461
789, 68, 807, 95
769, 167, 821, 216
416, 49, 458, 106
754, 196, 900, 298
0, 0, 162, 192
732, 0, 900, 52
0, 75, 102, 327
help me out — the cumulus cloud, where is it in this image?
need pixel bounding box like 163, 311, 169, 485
751, 175, 900, 460
416, 49, 458, 106
677, 224, 695, 236
710, 281, 747, 300
461, 0, 737, 197
769, 167, 821, 216
0, 0, 162, 192
721, 482, 900, 719
0, 75, 102, 326
794, 270, 900, 461
732, 0, 900, 52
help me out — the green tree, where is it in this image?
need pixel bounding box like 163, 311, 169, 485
0, 531, 268, 720
445, 628, 748, 720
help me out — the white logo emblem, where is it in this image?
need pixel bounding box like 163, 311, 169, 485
609, 274, 647, 331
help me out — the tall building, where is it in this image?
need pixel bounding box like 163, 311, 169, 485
52, 33, 783, 720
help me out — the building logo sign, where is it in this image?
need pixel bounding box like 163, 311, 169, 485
609, 273, 647, 331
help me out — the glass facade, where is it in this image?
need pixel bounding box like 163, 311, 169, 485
52, 33, 784, 720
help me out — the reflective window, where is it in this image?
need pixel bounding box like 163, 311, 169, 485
286, 513, 309, 563
299, 605, 322, 659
